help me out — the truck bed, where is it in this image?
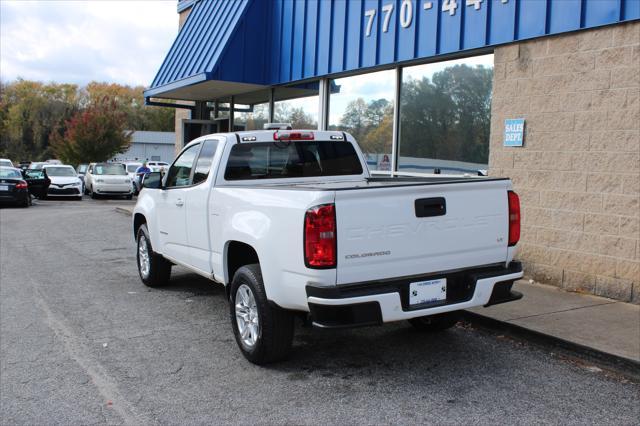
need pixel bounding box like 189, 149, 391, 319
223, 176, 509, 191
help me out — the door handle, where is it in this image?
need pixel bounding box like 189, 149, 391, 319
415, 197, 446, 217
175, 198, 184, 207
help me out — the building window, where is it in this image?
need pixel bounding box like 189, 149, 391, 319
234, 103, 269, 131
329, 70, 395, 172
273, 84, 319, 129
399, 55, 494, 175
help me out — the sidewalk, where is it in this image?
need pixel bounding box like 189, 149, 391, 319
468, 280, 640, 364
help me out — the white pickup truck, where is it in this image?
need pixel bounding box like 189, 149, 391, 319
133, 128, 523, 364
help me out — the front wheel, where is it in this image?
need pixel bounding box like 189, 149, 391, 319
408, 311, 461, 332
136, 224, 171, 287
229, 264, 294, 365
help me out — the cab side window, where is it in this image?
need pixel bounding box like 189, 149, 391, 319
165, 143, 200, 188
192, 139, 219, 185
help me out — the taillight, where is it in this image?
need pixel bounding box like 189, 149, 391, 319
15, 181, 28, 189
274, 131, 314, 141
304, 204, 336, 268
508, 191, 520, 246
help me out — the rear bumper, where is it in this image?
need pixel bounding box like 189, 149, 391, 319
306, 262, 523, 328
0, 190, 29, 204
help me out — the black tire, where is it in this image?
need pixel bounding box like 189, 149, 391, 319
136, 224, 171, 287
90, 189, 97, 199
229, 264, 294, 365
21, 197, 30, 208
408, 311, 461, 332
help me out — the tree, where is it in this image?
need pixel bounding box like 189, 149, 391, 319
339, 98, 368, 141
51, 98, 132, 165
0, 79, 175, 162
0, 79, 79, 160
274, 103, 315, 129
399, 64, 493, 165
82, 82, 175, 131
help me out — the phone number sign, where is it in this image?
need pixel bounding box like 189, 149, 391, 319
504, 118, 525, 147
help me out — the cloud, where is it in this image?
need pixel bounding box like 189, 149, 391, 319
0, 0, 177, 87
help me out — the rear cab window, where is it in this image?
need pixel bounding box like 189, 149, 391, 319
224, 141, 363, 181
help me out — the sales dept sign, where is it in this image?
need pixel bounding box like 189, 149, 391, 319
504, 118, 525, 147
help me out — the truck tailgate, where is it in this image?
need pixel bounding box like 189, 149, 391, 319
334, 179, 511, 284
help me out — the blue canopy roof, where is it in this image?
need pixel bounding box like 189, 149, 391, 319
145, 0, 270, 100
145, 0, 639, 101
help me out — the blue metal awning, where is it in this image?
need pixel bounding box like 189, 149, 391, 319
146, 0, 639, 101
145, 0, 271, 100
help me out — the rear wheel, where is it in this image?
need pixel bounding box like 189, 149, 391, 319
136, 224, 171, 287
408, 311, 461, 332
229, 264, 294, 364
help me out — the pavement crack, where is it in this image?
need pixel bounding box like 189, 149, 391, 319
504, 301, 619, 322
170, 363, 184, 374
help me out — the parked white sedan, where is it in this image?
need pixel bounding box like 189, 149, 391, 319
85, 163, 133, 199
41, 165, 83, 200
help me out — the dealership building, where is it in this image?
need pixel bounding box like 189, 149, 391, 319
145, 0, 639, 303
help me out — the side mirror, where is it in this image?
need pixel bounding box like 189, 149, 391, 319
142, 172, 163, 189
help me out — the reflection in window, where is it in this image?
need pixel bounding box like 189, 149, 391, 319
234, 103, 269, 131
165, 143, 200, 187
399, 55, 493, 175
270, 83, 319, 129
329, 70, 395, 172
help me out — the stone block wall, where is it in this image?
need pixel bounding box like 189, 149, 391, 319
489, 22, 640, 303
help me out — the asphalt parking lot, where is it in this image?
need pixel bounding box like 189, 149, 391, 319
1, 198, 639, 425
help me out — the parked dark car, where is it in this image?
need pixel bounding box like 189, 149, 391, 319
22, 169, 51, 199
0, 167, 30, 207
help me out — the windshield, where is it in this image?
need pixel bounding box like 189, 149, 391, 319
127, 164, 141, 173
25, 170, 45, 179
224, 141, 363, 180
94, 164, 127, 175
77, 164, 88, 173
0, 167, 21, 178
0, 160, 13, 167
44, 166, 76, 177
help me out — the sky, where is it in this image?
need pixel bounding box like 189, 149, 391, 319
0, 0, 177, 87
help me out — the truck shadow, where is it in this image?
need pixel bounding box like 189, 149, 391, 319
158, 269, 226, 297
154, 270, 511, 379
279, 323, 491, 377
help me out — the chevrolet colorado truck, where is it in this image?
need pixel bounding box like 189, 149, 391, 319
132, 128, 523, 364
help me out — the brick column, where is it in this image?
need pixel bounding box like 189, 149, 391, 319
489, 22, 640, 303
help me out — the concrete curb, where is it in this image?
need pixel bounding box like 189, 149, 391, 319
462, 311, 640, 381
114, 207, 133, 216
